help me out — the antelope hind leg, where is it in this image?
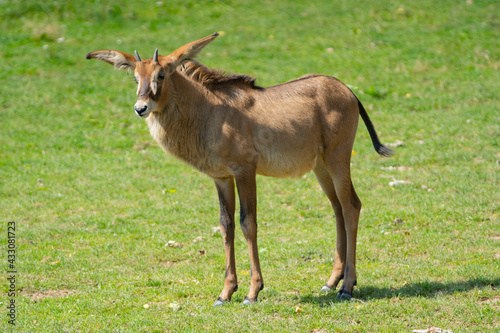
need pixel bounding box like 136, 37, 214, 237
322, 149, 361, 300
314, 158, 347, 294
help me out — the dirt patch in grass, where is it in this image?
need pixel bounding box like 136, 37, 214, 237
23, 289, 78, 302
479, 295, 500, 304
479, 295, 500, 311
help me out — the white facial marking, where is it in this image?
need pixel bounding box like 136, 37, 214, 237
136, 76, 141, 96
151, 79, 157, 95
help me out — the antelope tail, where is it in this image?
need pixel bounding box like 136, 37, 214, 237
357, 99, 394, 157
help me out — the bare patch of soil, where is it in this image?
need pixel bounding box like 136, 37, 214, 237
23, 289, 77, 302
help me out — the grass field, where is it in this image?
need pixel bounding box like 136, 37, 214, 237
1, 0, 499, 331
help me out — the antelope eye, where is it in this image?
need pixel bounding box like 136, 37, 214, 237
158, 72, 165, 80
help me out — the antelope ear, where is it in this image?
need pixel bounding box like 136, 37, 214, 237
86, 50, 137, 70
161, 32, 219, 73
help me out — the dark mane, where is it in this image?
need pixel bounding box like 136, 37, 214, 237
178, 60, 263, 91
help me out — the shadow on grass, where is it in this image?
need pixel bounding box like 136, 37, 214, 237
300, 277, 500, 305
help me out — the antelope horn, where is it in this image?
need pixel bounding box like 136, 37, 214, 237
134, 50, 142, 62
153, 48, 159, 63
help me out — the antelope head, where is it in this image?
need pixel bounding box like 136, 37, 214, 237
86, 32, 219, 118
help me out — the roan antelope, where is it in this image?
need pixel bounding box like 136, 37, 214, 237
86, 32, 393, 306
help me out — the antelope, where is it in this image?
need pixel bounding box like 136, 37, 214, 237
86, 32, 393, 306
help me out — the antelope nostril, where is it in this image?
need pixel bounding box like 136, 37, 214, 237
135, 105, 147, 113
134, 105, 148, 116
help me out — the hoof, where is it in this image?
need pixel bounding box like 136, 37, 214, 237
320, 284, 332, 293
242, 297, 256, 305
213, 297, 225, 307
336, 290, 352, 301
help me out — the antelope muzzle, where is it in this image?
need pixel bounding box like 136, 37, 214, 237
134, 101, 150, 118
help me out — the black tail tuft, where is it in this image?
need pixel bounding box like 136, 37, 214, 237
375, 144, 395, 157
356, 99, 394, 157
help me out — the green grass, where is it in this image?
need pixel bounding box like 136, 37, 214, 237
1, 0, 499, 331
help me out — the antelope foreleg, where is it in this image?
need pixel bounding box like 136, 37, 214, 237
235, 170, 264, 305
213, 177, 238, 306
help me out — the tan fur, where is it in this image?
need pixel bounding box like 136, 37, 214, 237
87, 33, 393, 304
